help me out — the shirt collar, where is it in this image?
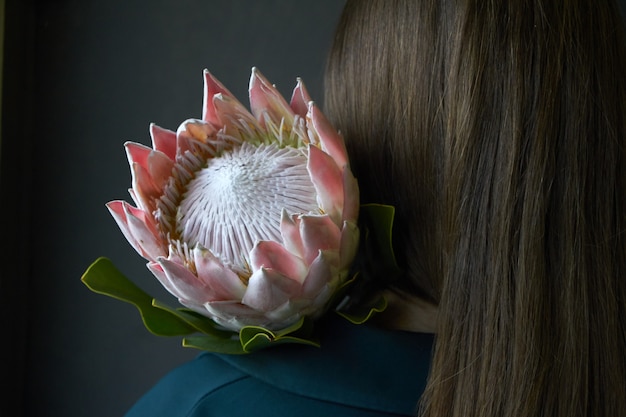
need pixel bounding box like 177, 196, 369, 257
215, 316, 434, 415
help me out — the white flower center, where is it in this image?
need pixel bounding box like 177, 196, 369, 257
177, 142, 318, 270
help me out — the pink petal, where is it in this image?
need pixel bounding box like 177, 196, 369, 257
308, 103, 348, 168
242, 267, 302, 312
127, 187, 141, 208
121, 202, 165, 261
129, 161, 160, 213
339, 221, 360, 270
204, 300, 253, 318
264, 299, 308, 323
156, 257, 213, 305
202, 69, 236, 126
301, 250, 337, 300
164, 245, 185, 265
176, 119, 218, 156
248, 67, 295, 126
151, 260, 211, 316
125, 142, 174, 191
106, 200, 143, 255
177, 300, 214, 318
125, 141, 152, 168
289, 77, 312, 118
148, 154, 175, 190
341, 168, 360, 224
250, 241, 308, 283
149, 124, 177, 160
176, 118, 217, 142
212, 93, 261, 138
280, 209, 305, 258
204, 300, 265, 330
124, 204, 166, 261
147, 261, 177, 294
307, 145, 344, 224
299, 214, 342, 265
106, 201, 164, 261
192, 246, 247, 300
175, 131, 196, 157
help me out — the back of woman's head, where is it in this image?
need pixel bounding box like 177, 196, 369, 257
324, 1, 626, 416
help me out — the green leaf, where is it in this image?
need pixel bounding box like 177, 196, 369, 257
184, 316, 320, 354
241, 332, 320, 353
359, 204, 402, 276
182, 334, 246, 355
239, 317, 320, 353
81, 257, 197, 336
336, 294, 388, 324
239, 327, 274, 352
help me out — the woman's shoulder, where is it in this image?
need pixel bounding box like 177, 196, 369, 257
125, 317, 434, 417
123, 352, 249, 417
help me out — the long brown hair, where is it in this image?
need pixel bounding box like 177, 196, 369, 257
324, 1, 626, 416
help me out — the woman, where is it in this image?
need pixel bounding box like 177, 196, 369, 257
325, 1, 626, 417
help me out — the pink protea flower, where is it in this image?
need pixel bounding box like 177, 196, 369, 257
107, 68, 359, 332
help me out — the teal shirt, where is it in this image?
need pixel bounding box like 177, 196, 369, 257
125, 317, 434, 416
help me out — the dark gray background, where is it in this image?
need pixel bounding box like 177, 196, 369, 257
2, 1, 345, 416
2, 1, 626, 416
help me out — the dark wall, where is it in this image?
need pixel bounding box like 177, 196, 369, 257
2, 1, 345, 416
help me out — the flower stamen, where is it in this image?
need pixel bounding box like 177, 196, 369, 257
170, 142, 318, 270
